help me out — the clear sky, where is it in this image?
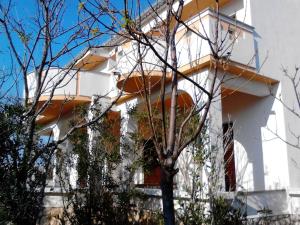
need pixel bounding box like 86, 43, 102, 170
0, 0, 154, 98
0, 0, 80, 97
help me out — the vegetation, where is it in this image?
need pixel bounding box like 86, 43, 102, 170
0, 102, 54, 224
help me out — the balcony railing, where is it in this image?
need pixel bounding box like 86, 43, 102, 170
116, 39, 168, 93
176, 8, 255, 69
27, 68, 112, 124
28, 68, 112, 99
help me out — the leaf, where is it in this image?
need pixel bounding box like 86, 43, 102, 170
78, 2, 85, 11
91, 27, 100, 36
18, 31, 30, 44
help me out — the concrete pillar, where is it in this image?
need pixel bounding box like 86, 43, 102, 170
52, 125, 60, 189
118, 98, 140, 184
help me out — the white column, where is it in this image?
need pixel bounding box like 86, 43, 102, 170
118, 98, 140, 184
207, 74, 224, 193
52, 125, 60, 189
177, 70, 224, 192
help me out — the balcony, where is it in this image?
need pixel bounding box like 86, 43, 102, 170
176, 8, 256, 70
116, 7, 259, 94
28, 68, 112, 124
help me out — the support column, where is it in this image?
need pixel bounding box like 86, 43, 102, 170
207, 74, 224, 193
52, 125, 60, 189
119, 98, 140, 184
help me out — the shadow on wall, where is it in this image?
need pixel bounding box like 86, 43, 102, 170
245, 189, 288, 216
222, 84, 280, 190
222, 85, 293, 215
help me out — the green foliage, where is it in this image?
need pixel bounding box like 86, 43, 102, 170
17, 30, 30, 44
176, 123, 246, 225
177, 198, 206, 225
78, 2, 85, 11
0, 204, 10, 225
59, 108, 149, 224
57, 100, 246, 225
120, 10, 135, 29
177, 195, 247, 225
91, 27, 100, 36
0, 101, 55, 225
176, 133, 208, 225
208, 196, 246, 225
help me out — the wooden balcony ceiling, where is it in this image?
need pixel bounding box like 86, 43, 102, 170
152, 91, 194, 110
117, 70, 172, 93
35, 95, 91, 125
74, 54, 107, 70
171, 0, 231, 26
138, 91, 194, 139
116, 55, 278, 105
179, 55, 278, 85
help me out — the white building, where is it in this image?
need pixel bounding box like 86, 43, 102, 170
29, 0, 300, 219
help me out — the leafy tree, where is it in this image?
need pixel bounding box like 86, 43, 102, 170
0, 102, 55, 224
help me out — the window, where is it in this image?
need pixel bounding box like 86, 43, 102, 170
223, 122, 236, 191
143, 139, 161, 187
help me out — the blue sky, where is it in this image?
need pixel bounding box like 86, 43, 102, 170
0, 0, 154, 98
0, 0, 80, 97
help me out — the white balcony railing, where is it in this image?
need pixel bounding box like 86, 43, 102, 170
28, 68, 112, 99
176, 8, 255, 69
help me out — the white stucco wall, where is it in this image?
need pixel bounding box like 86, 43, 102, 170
117, 40, 166, 75
250, 0, 300, 191
221, 0, 252, 25
39, 0, 300, 216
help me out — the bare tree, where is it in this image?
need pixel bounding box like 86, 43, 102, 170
0, 0, 125, 224
78, 0, 242, 224
269, 67, 300, 150
119, 1, 225, 224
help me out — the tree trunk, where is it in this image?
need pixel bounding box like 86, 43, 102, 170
160, 168, 175, 225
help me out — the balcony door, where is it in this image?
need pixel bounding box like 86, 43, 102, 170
143, 139, 161, 187
223, 122, 236, 191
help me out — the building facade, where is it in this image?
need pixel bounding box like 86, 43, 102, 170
29, 0, 300, 218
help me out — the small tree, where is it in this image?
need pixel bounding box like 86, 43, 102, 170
0, 102, 55, 224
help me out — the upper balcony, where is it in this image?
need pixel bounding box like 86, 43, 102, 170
116, 7, 259, 94
28, 67, 112, 125
176, 8, 256, 71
